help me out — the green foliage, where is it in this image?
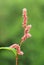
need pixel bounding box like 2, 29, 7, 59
0, 47, 16, 65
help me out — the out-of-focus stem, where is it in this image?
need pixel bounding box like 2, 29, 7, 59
0, 47, 16, 55
0, 47, 12, 51
19, 41, 23, 47
16, 53, 18, 65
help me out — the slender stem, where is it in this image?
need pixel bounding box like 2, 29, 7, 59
15, 41, 23, 65
16, 53, 18, 65
19, 41, 23, 47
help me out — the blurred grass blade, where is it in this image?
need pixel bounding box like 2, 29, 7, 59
0, 47, 16, 56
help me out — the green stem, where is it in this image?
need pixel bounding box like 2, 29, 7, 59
0, 47, 16, 55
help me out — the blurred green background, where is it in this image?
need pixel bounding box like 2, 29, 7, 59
0, 0, 44, 65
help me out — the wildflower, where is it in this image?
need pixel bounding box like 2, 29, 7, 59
22, 8, 27, 28
24, 24, 32, 34
20, 8, 32, 43
21, 33, 31, 42
10, 44, 24, 55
